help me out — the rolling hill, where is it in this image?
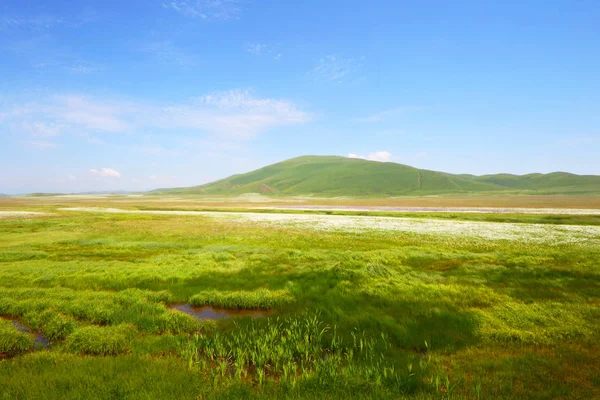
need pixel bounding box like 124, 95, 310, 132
153, 156, 600, 196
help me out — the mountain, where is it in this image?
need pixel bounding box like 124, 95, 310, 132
153, 156, 600, 196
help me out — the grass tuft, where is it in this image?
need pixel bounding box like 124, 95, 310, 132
66, 324, 136, 355
189, 289, 294, 309
23, 310, 77, 342
0, 319, 34, 354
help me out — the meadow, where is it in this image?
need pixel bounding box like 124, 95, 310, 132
0, 197, 599, 399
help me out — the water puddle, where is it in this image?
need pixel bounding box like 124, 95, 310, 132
171, 304, 267, 320
1, 316, 51, 349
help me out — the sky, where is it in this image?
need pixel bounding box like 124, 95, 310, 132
1, 0, 599, 194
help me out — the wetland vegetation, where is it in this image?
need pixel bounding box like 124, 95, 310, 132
0, 200, 599, 399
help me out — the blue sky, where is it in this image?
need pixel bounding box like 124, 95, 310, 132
1, 0, 599, 194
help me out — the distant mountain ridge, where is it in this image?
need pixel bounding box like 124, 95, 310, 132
153, 156, 600, 196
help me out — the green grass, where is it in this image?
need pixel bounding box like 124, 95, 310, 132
0, 209, 599, 398
0, 318, 34, 355
23, 310, 78, 342
153, 155, 600, 196
65, 324, 136, 355
189, 289, 294, 309
181, 312, 420, 395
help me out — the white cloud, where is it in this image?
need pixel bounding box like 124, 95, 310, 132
159, 89, 310, 138
51, 95, 133, 133
16, 122, 64, 137
1, 89, 310, 141
68, 174, 77, 181
556, 136, 600, 146
0, 106, 34, 122
243, 43, 281, 59
89, 168, 121, 178
313, 55, 362, 83
149, 175, 179, 184
136, 145, 184, 156
138, 145, 168, 155
33, 60, 101, 74
138, 41, 199, 67
245, 43, 267, 55
162, 0, 241, 19
66, 61, 101, 74
87, 136, 107, 145
354, 107, 422, 123
376, 129, 408, 137
11, 95, 133, 134
0, 15, 65, 31
23, 140, 58, 149
348, 151, 393, 162
0, 11, 96, 32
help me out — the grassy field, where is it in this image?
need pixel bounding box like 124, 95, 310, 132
7, 192, 600, 211
0, 198, 599, 399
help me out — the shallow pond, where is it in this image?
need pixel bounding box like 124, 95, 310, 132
171, 304, 267, 320
1, 316, 50, 349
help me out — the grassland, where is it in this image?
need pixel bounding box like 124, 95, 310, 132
0, 197, 599, 399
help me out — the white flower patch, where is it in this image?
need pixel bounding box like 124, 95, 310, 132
60, 207, 600, 245
0, 211, 49, 219
264, 206, 600, 215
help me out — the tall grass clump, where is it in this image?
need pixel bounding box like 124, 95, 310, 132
180, 313, 421, 395
0, 319, 34, 354
189, 289, 293, 309
66, 324, 136, 355
23, 310, 77, 342
0, 287, 201, 335
157, 310, 207, 334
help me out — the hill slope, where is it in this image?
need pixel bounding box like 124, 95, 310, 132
154, 156, 600, 196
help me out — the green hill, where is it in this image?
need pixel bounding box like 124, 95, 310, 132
153, 156, 600, 196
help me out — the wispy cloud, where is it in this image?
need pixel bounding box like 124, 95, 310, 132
162, 89, 310, 138
33, 59, 102, 74
14, 122, 64, 137
69, 64, 100, 74
162, 0, 242, 19
2, 30, 102, 74
348, 151, 393, 162
136, 144, 183, 156
49, 95, 135, 133
245, 42, 267, 55
1, 89, 311, 140
0, 10, 98, 32
23, 140, 58, 149
556, 136, 600, 146
89, 168, 121, 178
376, 129, 408, 137
347, 151, 426, 163
244, 43, 282, 60
313, 54, 363, 83
138, 40, 200, 67
149, 174, 179, 185
354, 106, 422, 123
0, 15, 65, 31
87, 136, 108, 145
